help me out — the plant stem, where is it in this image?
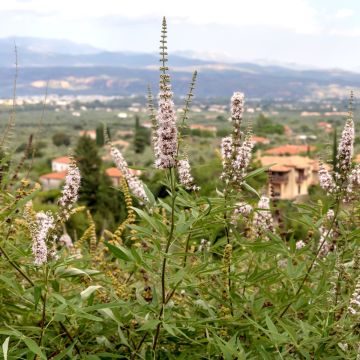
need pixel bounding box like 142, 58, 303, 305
152, 168, 177, 352
38, 265, 48, 346
0, 240, 80, 355
280, 202, 340, 318
223, 191, 233, 316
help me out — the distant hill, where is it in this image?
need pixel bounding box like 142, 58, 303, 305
0, 36, 358, 99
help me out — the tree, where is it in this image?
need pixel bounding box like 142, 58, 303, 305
254, 114, 284, 135
332, 128, 338, 172
96, 124, 110, 147
74, 136, 125, 231
52, 133, 71, 147
133, 115, 150, 154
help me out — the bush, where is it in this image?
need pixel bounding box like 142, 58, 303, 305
0, 18, 359, 360
52, 132, 71, 146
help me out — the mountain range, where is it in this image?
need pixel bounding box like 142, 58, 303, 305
0, 37, 358, 100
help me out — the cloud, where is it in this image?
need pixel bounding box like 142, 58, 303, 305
335, 8, 354, 19
0, 0, 320, 33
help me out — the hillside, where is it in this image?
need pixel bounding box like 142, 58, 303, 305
0, 37, 358, 99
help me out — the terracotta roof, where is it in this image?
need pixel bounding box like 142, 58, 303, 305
112, 139, 130, 148
318, 122, 332, 128
269, 165, 291, 172
252, 136, 270, 144
355, 154, 360, 163
190, 124, 217, 132
40, 171, 67, 180
265, 145, 316, 156
79, 130, 96, 135
52, 156, 71, 164
260, 155, 315, 170
106, 167, 123, 178
105, 167, 142, 178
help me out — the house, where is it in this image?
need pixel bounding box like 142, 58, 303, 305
52, 157, 71, 172
317, 122, 333, 133
112, 139, 130, 149
39, 171, 67, 190
301, 111, 321, 117
189, 124, 217, 134
265, 144, 316, 156
79, 130, 96, 140
105, 167, 142, 187
116, 130, 134, 138
252, 136, 270, 145
260, 155, 320, 200
284, 126, 293, 137
142, 122, 152, 129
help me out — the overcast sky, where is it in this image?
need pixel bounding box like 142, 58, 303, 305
1, 0, 360, 70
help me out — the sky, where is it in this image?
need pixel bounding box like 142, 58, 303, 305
1, 0, 360, 70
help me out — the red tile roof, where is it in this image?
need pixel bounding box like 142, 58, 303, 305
105, 167, 142, 178
252, 136, 270, 144
270, 165, 291, 172
52, 156, 71, 164
40, 171, 67, 180
106, 167, 122, 178
265, 145, 315, 156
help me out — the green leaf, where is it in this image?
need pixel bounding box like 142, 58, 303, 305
80, 285, 102, 300
2, 337, 9, 360
23, 337, 47, 359
34, 286, 42, 311
142, 182, 156, 206
105, 242, 131, 261
242, 182, 260, 198
163, 323, 177, 337
138, 319, 161, 331
244, 165, 272, 180
56, 267, 99, 277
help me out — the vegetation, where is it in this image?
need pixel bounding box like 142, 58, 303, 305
52, 133, 71, 147
0, 18, 359, 360
254, 113, 284, 136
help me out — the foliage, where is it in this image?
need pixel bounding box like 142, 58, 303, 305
52, 132, 71, 147
134, 116, 150, 154
0, 18, 359, 360
74, 136, 125, 231
255, 113, 285, 135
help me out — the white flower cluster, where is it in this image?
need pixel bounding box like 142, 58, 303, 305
231, 202, 252, 225
347, 164, 360, 194
59, 233, 73, 248
234, 202, 253, 217
110, 145, 149, 203
30, 211, 55, 266
198, 239, 210, 252
220, 92, 253, 185
230, 92, 244, 142
252, 196, 274, 239
58, 162, 81, 220
154, 88, 178, 169
348, 280, 360, 316
296, 240, 306, 249
318, 209, 335, 258
318, 162, 336, 194
233, 137, 254, 180
177, 158, 199, 191
220, 136, 233, 180
337, 117, 354, 174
